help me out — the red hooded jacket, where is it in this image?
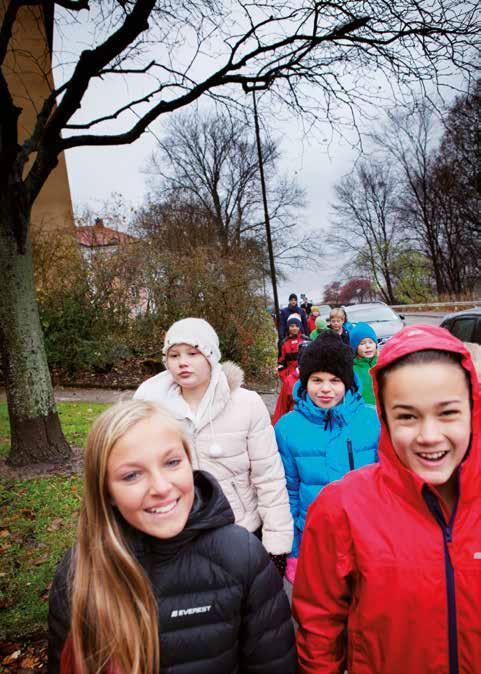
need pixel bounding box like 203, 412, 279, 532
293, 325, 481, 674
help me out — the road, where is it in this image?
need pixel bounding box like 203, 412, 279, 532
402, 312, 445, 327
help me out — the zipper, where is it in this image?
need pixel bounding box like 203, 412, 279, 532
230, 480, 246, 517
422, 483, 459, 674
347, 439, 354, 471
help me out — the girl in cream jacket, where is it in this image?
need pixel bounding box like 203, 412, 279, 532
134, 317, 293, 573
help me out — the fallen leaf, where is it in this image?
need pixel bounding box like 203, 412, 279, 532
0, 529, 10, 538
30, 552, 50, 566
2, 649, 21, 664
47, 517, 63, 532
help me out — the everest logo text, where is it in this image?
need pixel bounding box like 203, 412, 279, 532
171, 605, 212, 618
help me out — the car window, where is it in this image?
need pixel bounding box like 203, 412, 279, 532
450, 318, 476, 342
473, 318, 481, 345
346, 306, 399, 322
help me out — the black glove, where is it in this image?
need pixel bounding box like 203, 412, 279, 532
269, 553, 287, 579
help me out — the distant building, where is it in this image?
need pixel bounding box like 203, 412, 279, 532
74, 218, 149, 317
75, 218, 137, 261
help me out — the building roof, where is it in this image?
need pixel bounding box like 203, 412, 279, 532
75, 218, 136, 248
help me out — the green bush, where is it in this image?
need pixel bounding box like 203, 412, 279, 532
39, 286, 130, 374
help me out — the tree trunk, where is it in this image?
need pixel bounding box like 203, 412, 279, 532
0, 216, 71, 467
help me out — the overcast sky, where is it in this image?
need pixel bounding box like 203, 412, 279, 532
55, 6, 456, 307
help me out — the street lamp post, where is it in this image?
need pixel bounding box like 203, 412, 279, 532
252, 89, 280, 327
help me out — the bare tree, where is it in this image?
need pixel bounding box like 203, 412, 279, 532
1, 1, 480, 465
373, 97, 480, 295
146, 110, 308, 267
329, 161, 402, 303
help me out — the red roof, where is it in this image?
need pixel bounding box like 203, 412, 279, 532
75, 218, 136, 248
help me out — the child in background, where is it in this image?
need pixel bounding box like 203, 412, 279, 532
275, 331, 380, 583
48, 401, 296, 674
278, 314, 310, 383
272, 341, 310, 425
293, 325, 481, 674
309, 316, 328, 341
307, 306, 320, 333
329, 307, 350, 345
350, 322, 378, 405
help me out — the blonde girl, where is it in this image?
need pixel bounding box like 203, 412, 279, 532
48, 400, 296, 674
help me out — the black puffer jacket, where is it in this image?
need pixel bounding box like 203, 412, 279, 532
48, 471, 296, 674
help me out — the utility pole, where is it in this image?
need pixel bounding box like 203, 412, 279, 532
252, 89, 280, 327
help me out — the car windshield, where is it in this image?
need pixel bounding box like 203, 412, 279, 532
347, 306, 398, 323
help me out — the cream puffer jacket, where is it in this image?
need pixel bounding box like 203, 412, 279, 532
134, 362, 293, 555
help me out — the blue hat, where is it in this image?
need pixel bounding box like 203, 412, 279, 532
287, 315, 302, 329
350, 322, 378, 354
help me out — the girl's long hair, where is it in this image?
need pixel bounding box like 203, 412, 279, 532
68, 400, 192, 674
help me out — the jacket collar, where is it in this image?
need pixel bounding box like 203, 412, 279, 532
371, 325, 481, 510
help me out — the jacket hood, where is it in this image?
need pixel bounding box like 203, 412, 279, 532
292, 376, 365, 427
371, 324, 481, 507
131, 470, 234, 562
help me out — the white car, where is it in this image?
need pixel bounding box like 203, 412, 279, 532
344, 302, 405, 345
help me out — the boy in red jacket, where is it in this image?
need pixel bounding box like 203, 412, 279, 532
277, 315, 310, 383
293, 325, 481, 674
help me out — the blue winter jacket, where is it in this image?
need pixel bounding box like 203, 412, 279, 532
274, 379, 380, 556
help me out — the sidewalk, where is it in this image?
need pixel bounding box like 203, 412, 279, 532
0, 386, 278, 416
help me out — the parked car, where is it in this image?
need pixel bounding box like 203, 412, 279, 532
440, 307, 481, 344
343, 302, 405, 345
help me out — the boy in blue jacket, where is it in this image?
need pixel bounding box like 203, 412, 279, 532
275, 331, 380, 583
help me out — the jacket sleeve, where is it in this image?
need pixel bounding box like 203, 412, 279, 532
48, 549, 74, 674
246, 392, 293, 555
292, 488, 353, 674
240, 533, 297, 674
274, 421, 301, 555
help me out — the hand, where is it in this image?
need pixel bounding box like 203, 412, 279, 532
269, 553, 287, 579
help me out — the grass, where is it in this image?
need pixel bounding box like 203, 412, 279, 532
0, 402, 108, 640
0, 476, 83, 639
0, 402, 108, 459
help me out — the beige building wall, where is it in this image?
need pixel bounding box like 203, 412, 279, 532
1, 3, 75, 237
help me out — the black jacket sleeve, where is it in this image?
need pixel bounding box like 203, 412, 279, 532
240, 533, 297, 674
48, 549, 74, 674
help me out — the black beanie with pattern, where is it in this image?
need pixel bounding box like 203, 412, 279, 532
299, 331, 355, 391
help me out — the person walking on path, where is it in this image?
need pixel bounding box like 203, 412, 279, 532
309, 317, 328, 341
279, 293, 309, 339
133, 318, 293, 574
275, 331, 380, 583
329, 307, 350, 345
48, 401, 296, 674
351, 322, 378, 406
293, 325, 481, 674
307, 306, 321, 333
278, 315, 310, 383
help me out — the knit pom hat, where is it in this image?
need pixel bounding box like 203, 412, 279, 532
162, 318, 221, 367
287, 313, 302, 329
315, 317, 327, 331
299, 331, 355, 391
350, 322, 378, 355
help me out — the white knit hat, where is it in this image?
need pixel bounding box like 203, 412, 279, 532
162, 318, 221, 366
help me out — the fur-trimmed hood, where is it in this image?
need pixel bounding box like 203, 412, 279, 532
222, 361, 244, 392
